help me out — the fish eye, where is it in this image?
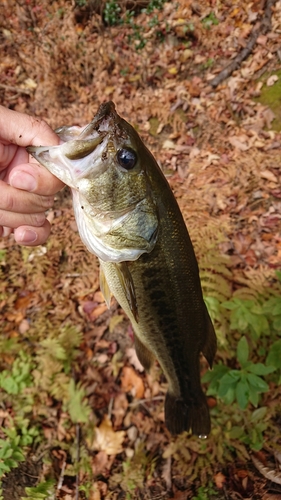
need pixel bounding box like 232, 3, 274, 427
116, 148, 137, 170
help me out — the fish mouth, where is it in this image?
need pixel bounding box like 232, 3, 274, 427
75, 102, 118, 140
27, 101, 126, 187
92, 101, 117, 125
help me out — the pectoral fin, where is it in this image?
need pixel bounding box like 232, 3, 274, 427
134, 334, 155, 371
115, 262, 138, 323
100, 266, 112, 309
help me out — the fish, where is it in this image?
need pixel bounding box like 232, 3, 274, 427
27, 101, 217, 436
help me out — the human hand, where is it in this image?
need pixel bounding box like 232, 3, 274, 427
0, 106, 64, 245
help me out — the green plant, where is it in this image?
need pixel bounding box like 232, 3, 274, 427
104, 1, 122, 26
103, 0, 170, 49
0, 428, 25, 477
193, 482, 218, 500
201, 12, 219, 29
23, 479, 55, 500
110, 443, 157, 495
0, 351, 34, 395
226, 406, 269, 451
221, 298, 270, 339
142, 0, 167, 14
203, 336, 275, 409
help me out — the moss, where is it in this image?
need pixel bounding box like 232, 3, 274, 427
255, 69, 281, 131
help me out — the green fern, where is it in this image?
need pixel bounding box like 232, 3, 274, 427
22, 479, 55, 500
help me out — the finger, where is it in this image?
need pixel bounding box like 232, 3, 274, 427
9, 162, 64, 195
1, 226, 12, 237
0, 106, 60, 147
0, 208, 46, 229
0, 180, 54, 213
14, 220, 51, 246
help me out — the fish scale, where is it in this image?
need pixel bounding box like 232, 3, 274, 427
27, 101, 217, 436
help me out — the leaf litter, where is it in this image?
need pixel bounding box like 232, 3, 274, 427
1, 0, 281, 498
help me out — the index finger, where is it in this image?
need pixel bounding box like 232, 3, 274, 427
0, 105, 59, 147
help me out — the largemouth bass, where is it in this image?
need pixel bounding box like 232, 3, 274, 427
28, 102, 216, 436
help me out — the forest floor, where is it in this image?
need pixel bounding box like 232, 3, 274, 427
1, 0, 281, 499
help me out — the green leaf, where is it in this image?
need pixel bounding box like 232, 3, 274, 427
4, 458, 18, 469
66, 380, 90, 423
247, 373, 269, 392
12, 450, 25, 462
247, 363, 275, 376
24, 479, 55, 499
235, 380, 249, 409
250, 407, 267, 422
248, 384, 259, 407
228, 426, 244, 439
237, 336, 249, 367
202, 363, 229, 392
218, 371, 240, 398
223, 386, 236, 405
266, 339, 281, 369
0, 375, 19, 395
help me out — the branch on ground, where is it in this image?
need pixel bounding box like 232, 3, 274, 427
210, 0, 278, 88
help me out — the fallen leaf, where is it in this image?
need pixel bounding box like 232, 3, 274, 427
92, 415, 125, 455
260, 170, 278, 183
121, 366, 145, 398
229, 136, 249, 151
113, 392, 129, 427
266, 75, 279, 87
18, 319, 30, 334
163, 139, 176, 149
22, 77, 37, 89
214, 471, 226, 489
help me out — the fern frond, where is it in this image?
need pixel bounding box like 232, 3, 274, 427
234, 266, 281, 301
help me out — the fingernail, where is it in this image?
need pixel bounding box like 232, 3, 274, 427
10, 172, 37, 191
19, 229, 38, 243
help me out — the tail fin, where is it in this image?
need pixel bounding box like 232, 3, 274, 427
164, 390, 211, 436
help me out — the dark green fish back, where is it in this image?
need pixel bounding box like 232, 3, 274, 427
102, 144, 217, 435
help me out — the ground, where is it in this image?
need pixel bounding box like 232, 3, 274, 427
1, 0, 281, 499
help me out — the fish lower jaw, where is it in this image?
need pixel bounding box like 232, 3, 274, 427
75, 213, 150, 263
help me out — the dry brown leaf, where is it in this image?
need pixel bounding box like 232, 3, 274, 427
92, 415, 125, 455
121, 366, 145, 398
229, 136, 249, 151
18, 319, 30, 335
113, 392, 129, 427
214, 472, 226, 489
260, 170, 278, 183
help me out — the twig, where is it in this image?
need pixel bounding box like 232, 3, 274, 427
128, 395, 164, 407
0, 83, 33, 95
210, 0, 278, 88
57, 459, 66, 491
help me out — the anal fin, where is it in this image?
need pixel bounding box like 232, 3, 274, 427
134, 334, 155, 371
